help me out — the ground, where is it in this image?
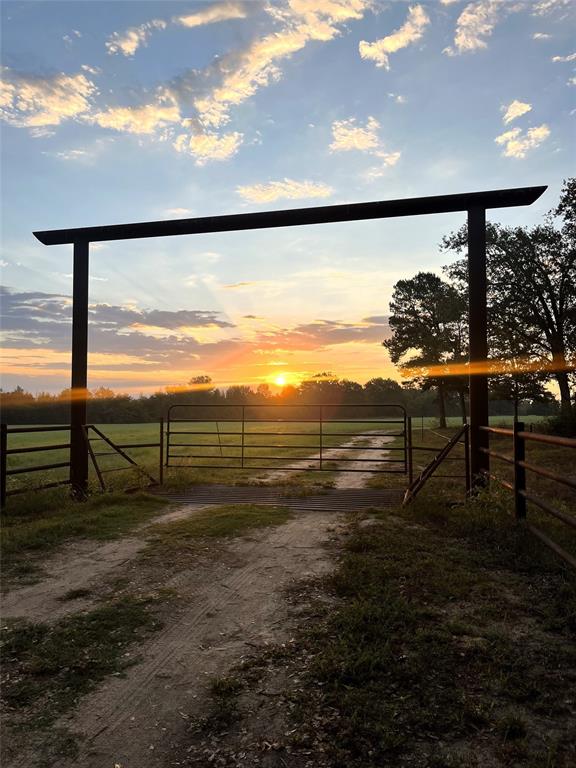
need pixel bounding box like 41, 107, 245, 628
1, 424, 574, 767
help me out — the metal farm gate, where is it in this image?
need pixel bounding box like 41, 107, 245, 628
165, 403, 409, 476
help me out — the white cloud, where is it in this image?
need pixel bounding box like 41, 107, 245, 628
92, 102, 181, 134
329, 116, 401, 170
237, 178, 333, 203
106, 19, 167, 56
330, 116, 381, 152
190, 0, 370, 127
532, 0, 573, 15
569, 76, 576, 86
552, 52, 576, 62
0, 69, 95, 127
163, 207, 194, 217
81, 64, 101, 75
175, 2, 249, 28
359, 4, 429, 69
443, 0, 505, 56
173, 130, 243, 164
495, 124, 550, 158
501, 99, 532, 124
50, 149, 89, 161
532, 32, 551, 39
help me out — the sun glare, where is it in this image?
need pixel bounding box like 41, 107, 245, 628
274, 374, 287, 387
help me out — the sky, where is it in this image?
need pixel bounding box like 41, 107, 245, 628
1, 0, 575, 395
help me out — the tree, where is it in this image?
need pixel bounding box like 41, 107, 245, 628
383, 272, 467, 428
442, 178, 576, 421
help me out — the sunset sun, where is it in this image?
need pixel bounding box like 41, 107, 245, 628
274, 375, 287, 387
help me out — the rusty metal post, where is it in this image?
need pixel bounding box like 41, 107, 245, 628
70, 240, 89, 497
407, 416, 413, 484
1, 424, 7, 509
513, 421, 526, 520
464, 424, 471, 497
241, 405, 245, 468
319, 405, 323, 471
159, 418, 164, 485
468, 208, 489, 488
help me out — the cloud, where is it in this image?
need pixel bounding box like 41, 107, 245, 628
92, 101, 181, 134
188, 0, 370, 128
443, 0, 505, 56
532, 32, 551, 39
495, 124, 550, 158
107, 3, 253, 58
175, 1, 250, 28
330, 116, 381, 152
501, 99, 532, 124
0, 288, 235, 366
0, 68, 95, 127
329, 116, 401, 174
359, 4, 429, 69
236, 178, 333, 203
532, 0, 573, 15
163, 207, 194, 217
106, 19, 167, 56
255, 316, 390, 351
173, 129, 243, 164
552, 51, 576, 62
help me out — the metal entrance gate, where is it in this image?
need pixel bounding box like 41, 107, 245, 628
165, 403, 408, 476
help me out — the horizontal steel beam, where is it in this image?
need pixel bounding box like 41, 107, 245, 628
34, 186, 546, 245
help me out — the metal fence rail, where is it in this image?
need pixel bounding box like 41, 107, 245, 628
1, 421, 164, 507
1, 424, 72, 506
403, 424, 470, 504
479, 422, 576, 569
166, 403, 408, 475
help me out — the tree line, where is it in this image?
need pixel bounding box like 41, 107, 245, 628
384, 178, 575, 428
0, 372, 559, 426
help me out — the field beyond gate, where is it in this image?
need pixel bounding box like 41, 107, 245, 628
165, 403, 408, 474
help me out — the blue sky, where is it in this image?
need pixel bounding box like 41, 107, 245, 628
1, 0, 575, 394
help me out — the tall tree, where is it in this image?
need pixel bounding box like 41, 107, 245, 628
442, 178, 576, 420
383, 272, 466, 428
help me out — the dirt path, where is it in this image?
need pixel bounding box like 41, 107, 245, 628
7, 510, 340, 768
2, 432, 397, 624
259, 432, 396, 487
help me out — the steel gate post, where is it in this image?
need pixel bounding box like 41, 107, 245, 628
319, 405, 323, 471
159, 417, 164, 485
407, 416, 413, 484
1, 424, 7, 510
70, 240, 89, 498
241, 405, 245, 468
468, 207, 489, 488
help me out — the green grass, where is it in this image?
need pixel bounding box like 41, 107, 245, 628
145, 503, 292, 552
288, 498, 576, 766
1, 492, 168, 578
1, 596, 162, 727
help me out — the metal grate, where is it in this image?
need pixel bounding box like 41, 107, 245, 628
153, 484, 403, 511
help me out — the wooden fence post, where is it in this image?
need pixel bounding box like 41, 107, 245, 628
513, 421, 526, 520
